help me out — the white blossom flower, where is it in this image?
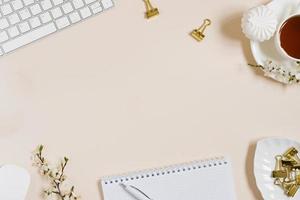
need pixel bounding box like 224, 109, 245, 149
32, 145, 79, 200
60, 180, 71, 193
254, 60, 300, 84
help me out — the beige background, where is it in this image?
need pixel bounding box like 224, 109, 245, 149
0, 0, 299, 199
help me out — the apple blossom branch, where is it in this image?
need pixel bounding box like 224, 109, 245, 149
32, 145, 80, 200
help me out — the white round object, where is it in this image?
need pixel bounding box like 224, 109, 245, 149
0, 165, 30, 200
254, 138, 300, 200
242, 5, 277, 42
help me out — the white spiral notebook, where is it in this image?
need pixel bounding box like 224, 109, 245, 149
100, 157, 237, 200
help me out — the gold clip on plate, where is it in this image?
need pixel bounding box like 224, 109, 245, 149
274, 178, 283, 186
287, 184, 299, 197
144, 0, 159, 19
272, 147, 300, 197
272, 155, 288, 178
282, 159, 294, 167
282, 182, 297, 197
294, 164, 300, 169
296, 174, 300, 185
191, 19, 211, 42
284, 147, 300, 164
284, 147, 299, 157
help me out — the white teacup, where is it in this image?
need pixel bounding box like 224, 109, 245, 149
275, 12, 300, 62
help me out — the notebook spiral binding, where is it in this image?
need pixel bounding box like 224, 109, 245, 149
102, 156, 228, 185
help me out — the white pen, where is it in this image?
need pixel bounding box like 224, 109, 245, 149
120, 183, 153, 200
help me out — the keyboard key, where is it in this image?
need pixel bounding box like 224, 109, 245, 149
40, 0, 52, 10
69, 11, 80, 23
23, 0, 34, 6
19, 8, 31, 19
0, 0, 114, 55
7, 26, 19, 37
80, 7, 91, 18
1, 4, 13, 15
72, 0, 84, 9
90, 2, 102, 13
85, 0, 95, 4
101, 0, 113, 9
52, 0, 63, 6
61, 2, 73, 14
55, 16, 70, 29
29, 16, 41, 28
30, 4, 42, 15
0, 31, 8, 42
40, 11, 51, 23
51, 7, 62, 18
11, 0, 23, 10
0, 18, 9, 29
18, 21, 30, 32
8, 13, 20, 24
2, 22, 57, 53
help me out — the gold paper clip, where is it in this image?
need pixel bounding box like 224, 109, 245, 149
284, 167, 294, 182
296, 174, 300, 185
294, 164, 300, 169
274, 178, 283, 186
272, 155, 288, 178
191, 19, 211, 42
284, 182, 299, 197
282, 181, 295, 196
144, 0, 159, 19
284, 147, 300, 164
282, 159, 294, 167
284, 147, 298, 157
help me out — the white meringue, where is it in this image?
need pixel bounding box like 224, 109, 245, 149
242, 5, 278, 42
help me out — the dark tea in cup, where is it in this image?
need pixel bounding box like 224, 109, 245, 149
279, 15, 300, 60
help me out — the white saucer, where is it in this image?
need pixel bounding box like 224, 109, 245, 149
254, 138, 300, 200
250, 0, 300, 84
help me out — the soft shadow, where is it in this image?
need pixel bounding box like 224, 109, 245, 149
220, 12, 255, 64
220, 12, 288, 88
98, 180, 105, 200
246, 142, 263, 200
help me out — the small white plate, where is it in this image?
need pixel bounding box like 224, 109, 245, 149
250, 0, 300, 83
254, 138, 300, 200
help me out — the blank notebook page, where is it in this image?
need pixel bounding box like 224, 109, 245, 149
100, 157, 237, 200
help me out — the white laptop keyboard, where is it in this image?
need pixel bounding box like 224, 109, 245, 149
0, 0, 113, 55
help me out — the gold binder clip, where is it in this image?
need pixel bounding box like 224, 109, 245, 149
144, 0, 159, 19
191, 19, 211, 42
282, 159, 294, 167
284, 167, 294, 182
294, 164, 300, 170
272, 155, 288, 178
296, 174, 300, 185
282, 182, 299, 197
284, 147, 300, 164
284, 147, 298, 157
274, 178, 283, 185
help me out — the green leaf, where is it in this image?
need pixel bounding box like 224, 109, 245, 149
39, 145, 44, 152
64, 157, 69, 162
